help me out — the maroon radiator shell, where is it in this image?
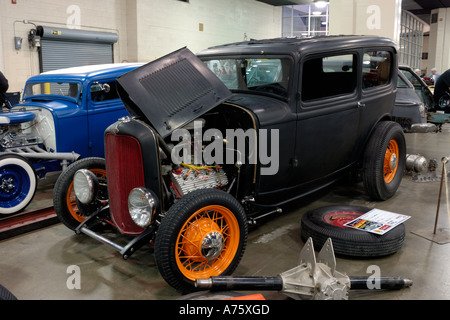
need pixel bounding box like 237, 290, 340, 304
105, 132, 145, 235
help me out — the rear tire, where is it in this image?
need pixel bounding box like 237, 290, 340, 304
363, 121, 406, 201
53, 157, 106, 230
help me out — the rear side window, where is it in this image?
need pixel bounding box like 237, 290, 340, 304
362, 51, 392, 89
90, 81, 120, 102
301, 54, 356, 102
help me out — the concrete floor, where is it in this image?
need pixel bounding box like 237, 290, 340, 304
1, 126, 450, 300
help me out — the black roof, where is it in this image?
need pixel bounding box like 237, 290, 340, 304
197, 35, 398, 57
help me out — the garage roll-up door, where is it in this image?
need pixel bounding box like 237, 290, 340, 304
37, 26, 118, 73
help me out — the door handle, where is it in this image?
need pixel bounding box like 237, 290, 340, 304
358, 102, 366, 108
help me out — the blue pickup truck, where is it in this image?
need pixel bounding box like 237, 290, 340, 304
0, 63, 141, 214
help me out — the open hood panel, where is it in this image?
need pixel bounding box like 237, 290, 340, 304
116, 48, 232, 138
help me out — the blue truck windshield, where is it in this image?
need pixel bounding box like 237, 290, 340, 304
23, 82, 81, 100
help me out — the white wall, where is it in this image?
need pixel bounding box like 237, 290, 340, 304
0, 0, 281, 93
134, 0, 281, 61
329, 0, 402, 43
0, 0, 128, 92
428, 8, 450, 74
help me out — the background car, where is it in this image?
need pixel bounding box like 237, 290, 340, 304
392, 70, 428, 130
398, 64, 434, 110
0, 63, 141, 214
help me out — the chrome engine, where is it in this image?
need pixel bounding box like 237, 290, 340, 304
170, 165, 228, 197
166, 118, 231, 197
0, 110, 79, 167
0, 123, 43, 149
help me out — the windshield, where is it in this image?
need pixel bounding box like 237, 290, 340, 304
203, 58, 291, 99
23, 82, 81, 100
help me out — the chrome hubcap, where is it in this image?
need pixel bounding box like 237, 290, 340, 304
390, 153, 398, 170
201, 232, 224, 260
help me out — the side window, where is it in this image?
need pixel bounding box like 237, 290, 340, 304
362, 51, 392, 89
90, 81, 120, 102
397, 75, 410, 88
399, 68, 421, 88
301, 54, 356, 102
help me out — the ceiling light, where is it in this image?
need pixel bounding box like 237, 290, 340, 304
315, 1, 327, 9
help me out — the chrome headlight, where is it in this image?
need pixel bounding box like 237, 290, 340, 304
128, 188, 159, 228
73, 169, 98, 204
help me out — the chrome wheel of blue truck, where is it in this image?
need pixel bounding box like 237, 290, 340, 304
0, 154, 37, 214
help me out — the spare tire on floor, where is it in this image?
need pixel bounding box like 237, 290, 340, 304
300, 205, 405, 257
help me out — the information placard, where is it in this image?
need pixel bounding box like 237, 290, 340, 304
344, 209, 410, 235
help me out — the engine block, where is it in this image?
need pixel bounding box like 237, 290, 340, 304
169, 165, 228, 196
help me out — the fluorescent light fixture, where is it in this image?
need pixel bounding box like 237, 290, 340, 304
315, 1, 327, 9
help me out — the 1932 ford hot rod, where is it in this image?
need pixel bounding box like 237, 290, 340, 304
54, 36, 406, 292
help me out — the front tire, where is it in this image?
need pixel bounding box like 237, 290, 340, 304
0, 154, 37, 214
363, 121, 406, 201
154, 189, 248, 293
53, 157, 106, 230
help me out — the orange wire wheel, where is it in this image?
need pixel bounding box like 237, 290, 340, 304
175, 205, 240, 281
54, 157, 107, 230
383, 139, 399, 184
155, 188, 247, 292
362, 122, 405, 201
65, 168, 106, 222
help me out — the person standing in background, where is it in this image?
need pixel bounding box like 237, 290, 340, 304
0, 71, 8, 108
429, 67, 441, 85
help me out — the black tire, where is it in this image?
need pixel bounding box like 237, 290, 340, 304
300, 205, 405, 257
53, 157, 106, 230
363, 121, 406, 201
0, 284, 17, 300
0, 154, 37, 215
155, 189, 248, 293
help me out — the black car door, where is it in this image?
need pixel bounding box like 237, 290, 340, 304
294, 51, 361, 186
358, 49, 397, 143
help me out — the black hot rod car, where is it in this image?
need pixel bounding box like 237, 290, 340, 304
54, 36, 406, 292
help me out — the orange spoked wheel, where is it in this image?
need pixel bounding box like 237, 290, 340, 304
175, 205, 240, 281
363, 121, 406, 201
155, 189, 248, 293
383, 139, 399, 184
65, 168, 106, 223
53, 157, 107, 230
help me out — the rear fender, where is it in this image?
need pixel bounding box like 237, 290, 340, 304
355, 114, 392, 164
